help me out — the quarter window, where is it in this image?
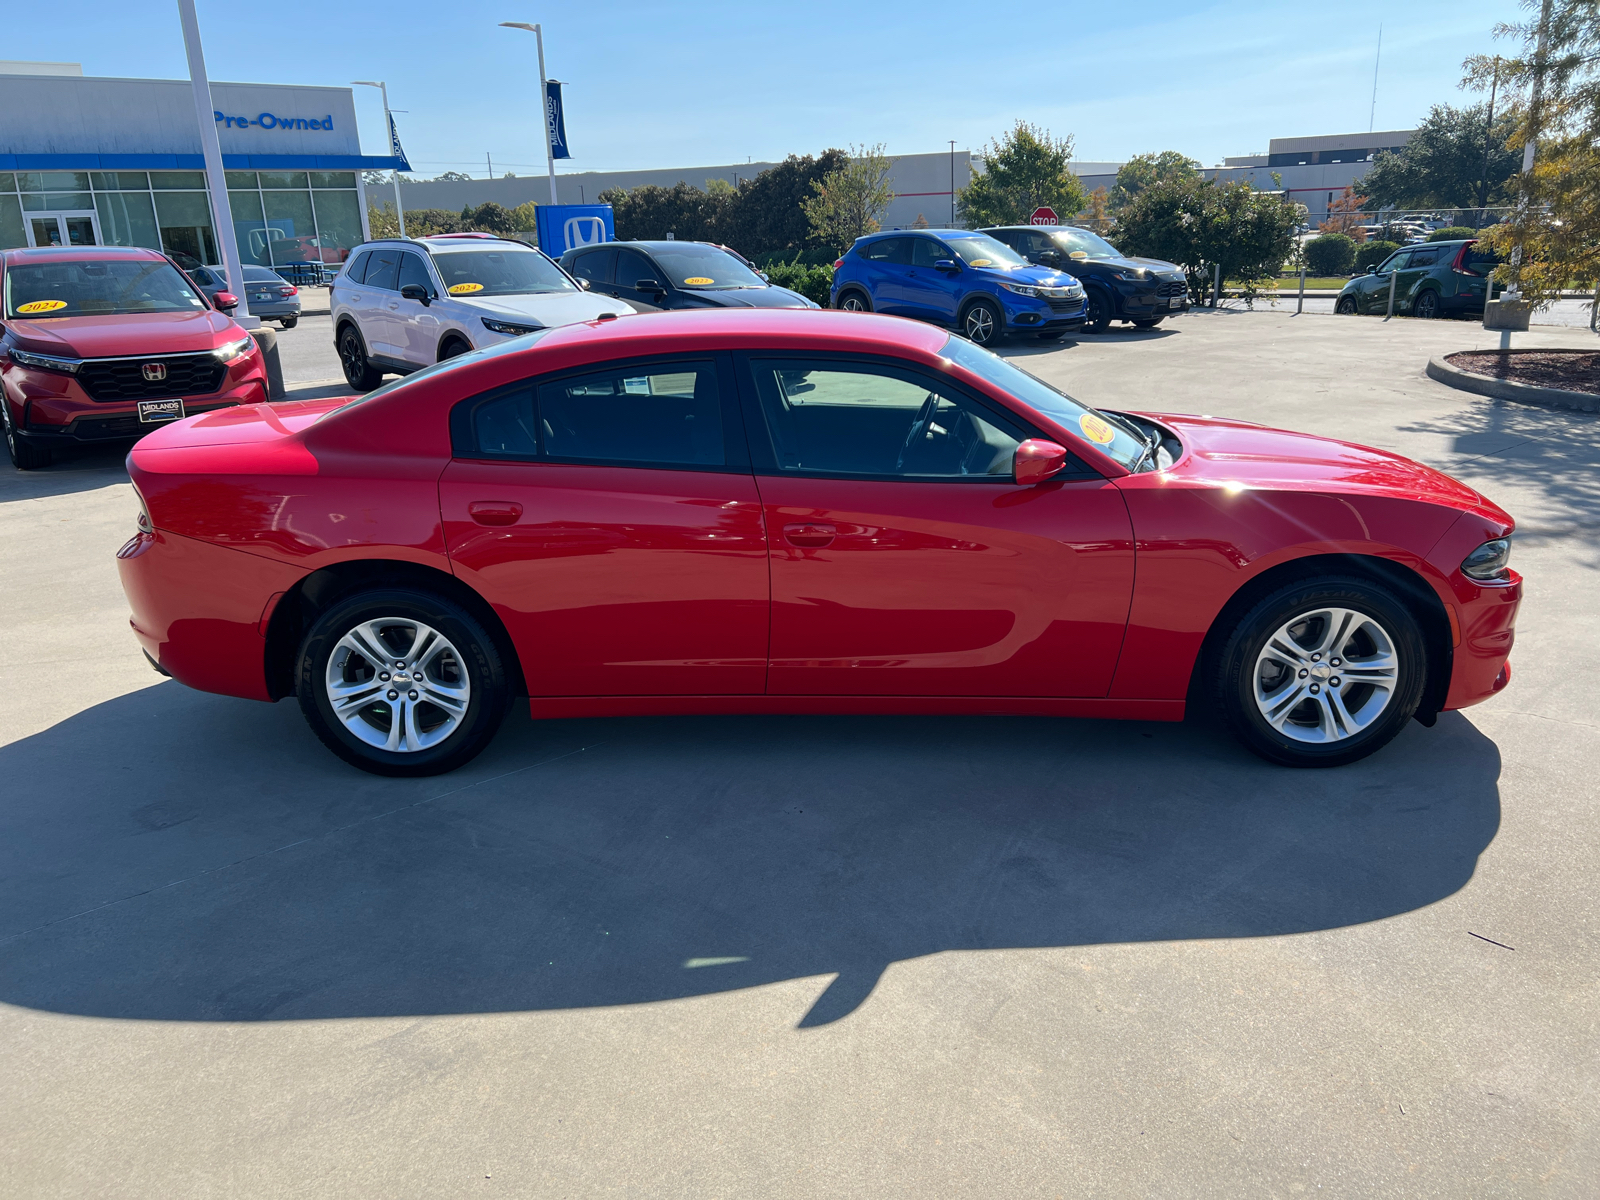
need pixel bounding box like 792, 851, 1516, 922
749, 359, 1025, 479
344, 250, 371, 284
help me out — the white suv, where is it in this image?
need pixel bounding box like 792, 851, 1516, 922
331, 234, 632, 390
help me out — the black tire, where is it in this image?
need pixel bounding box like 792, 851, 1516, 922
1132, 318, 1163, 329
278, 316, 299, 330
1083, 289, 1114, 333
836, 288, 872, 313
1213, 576, 1427, 768
960, 297, 1003, 346
1413, 289, 1440, 319
1336, 296, 1359, 315
2, 400, 50, 470
438, 337, 472, 362
296, 588, 510, 777
337, 324, 384, 392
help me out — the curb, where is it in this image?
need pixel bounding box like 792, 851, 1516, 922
1425, 354, 1600, 414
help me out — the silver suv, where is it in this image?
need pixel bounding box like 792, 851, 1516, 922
331, 233, 632, 390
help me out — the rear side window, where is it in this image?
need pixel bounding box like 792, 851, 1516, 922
363, 250, 401, 291
343, 251, 371, 284
860, 238, 911, 265
455, 360, 728, 470
1408, 247, 1442, 267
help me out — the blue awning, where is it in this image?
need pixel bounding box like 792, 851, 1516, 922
0, 153, 406, 172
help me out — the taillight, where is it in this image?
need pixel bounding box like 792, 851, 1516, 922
1452, 265, 1481, 277
278, 285, 298, 296
833, 259, 844, 270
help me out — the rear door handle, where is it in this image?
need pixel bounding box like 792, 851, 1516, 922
783, 522, 836, 548
468, 501, 523, 526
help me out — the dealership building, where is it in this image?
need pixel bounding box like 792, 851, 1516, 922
0, 61, 402, 266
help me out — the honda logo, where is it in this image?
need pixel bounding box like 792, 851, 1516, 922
563, 216, 607, 252
141, 362, 167, 382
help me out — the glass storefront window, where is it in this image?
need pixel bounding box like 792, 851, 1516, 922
225, 171, 259, 190
154, 190, 217, 263
91, 172, 151, 191
262, 189, 316, 265
20, 171, 91, 193
311, 190, 362, 263
0, 195, 24, 250
95, 191, 160, 249
22, 192, 95, 212
228, 189, 271, 265
259, 171, 311, 190
149, 171, 207, 190
0, 173, 16, 193
310, 171, 357, 189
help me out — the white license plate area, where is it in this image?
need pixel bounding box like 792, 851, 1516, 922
1169, 297, 1184, 309
137, 399, 185, 424
252, 292, 273, 302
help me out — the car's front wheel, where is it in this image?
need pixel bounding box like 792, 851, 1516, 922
2, 399, 50, 470
338, 325, 384, 391
960, 298, 1003, 346
1084, 289, 1114, 333
1336, 295, 1359, 315
297, 589, 510, 776
1213, 577, 1426, 767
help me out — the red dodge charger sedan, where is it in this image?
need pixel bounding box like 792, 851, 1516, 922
115, 310, 1519, 776
2, 245, 267, 470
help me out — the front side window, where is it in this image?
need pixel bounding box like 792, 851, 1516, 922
749, 359, 1025, 479
457, 360, 725, 469
910, 238, 952, 268
4, 259, 208, 318
397, 253, 434, 295
613, 249, 656, 291
432, 248, 575, 297
1378, 252, 1410, 274
568, 249, 615, 285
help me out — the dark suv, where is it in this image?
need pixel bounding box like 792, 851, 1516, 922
981, 225, 1188, 332
1335, 240, 1501, 318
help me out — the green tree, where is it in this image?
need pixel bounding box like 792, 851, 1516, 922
601, 182, 724, 241
722, 150, 849, 255
958, 122, 1084, 227
508, 201, 539, 232
1111, 151, 1201, 211
804, 144, 895, 255
460, 202, 516, 234
1304, 233, 1357, 275
1359, 102, 1522, 219
366, 205, 463, 239
431, 171, 472, 182
1115, 176, 1300, 301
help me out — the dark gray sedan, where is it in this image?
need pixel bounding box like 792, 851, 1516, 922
188, 264, 303, 328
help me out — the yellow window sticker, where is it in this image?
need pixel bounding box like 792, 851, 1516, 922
448, 282, 484, 294
683, 276, 714, 285
1079, 413, 1116, 446
16, 299, 68, 314
968, 258, 992, 267
1069, 251, 1089, 260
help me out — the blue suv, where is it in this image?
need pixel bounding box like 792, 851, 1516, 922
830, 229, 1086, 345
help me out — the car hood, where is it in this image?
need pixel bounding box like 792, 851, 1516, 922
7, 310, 235, 358
464, 291, 632, 324
970, 263, 1080, 287
1142, 411, 1496, 513
681, 285, 815, 309
1077, 255, 1185, 280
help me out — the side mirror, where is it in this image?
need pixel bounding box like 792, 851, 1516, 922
1367, 264, 1379, 275
1014, 438, 1070, 485
577, 278, 592, 290
637, 278, 666, 294
212, 291, 239, 312
934, 259, 960, 273
759, 271, 770, 282
400, 283, 432, 306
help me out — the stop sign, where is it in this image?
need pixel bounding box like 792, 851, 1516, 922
1030, 207, 1058, 225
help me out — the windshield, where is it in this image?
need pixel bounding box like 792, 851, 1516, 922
944, 235, 1029, 270
1046, 227, 1121, 260
650, 244, 765, 289
940, 335, 1150, 470
4, 260, 209, 318
432, 249, 576, 297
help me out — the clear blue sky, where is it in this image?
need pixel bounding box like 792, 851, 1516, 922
9, 0, 1519, 177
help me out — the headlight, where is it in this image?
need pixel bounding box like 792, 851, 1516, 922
1460, 538, 1512, 581
999, 282, 1080, 299
999, 281, 1041, 297
213, 335, 253, 362
9, 347, 81, 373
481, 317, 543, 336
1110, 268, 1149, 282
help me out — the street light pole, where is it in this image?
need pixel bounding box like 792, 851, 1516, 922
500, 22, 560, 206
175, 0, 250, 323
352, 81, 405, 237
949, 140, 956, 227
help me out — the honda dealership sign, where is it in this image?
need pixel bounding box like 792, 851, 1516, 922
534, 204, 613, 256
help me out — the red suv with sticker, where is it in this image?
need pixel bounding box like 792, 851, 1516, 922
1, 245, 268, 470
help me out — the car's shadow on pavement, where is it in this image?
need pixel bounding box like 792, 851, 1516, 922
0, 443, 130, 500
0, 683, 1501, 1028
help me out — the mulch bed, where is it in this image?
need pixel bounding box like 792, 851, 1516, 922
1446, 349, 1600, 396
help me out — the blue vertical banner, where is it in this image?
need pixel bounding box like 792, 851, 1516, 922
545, 81, 570, 160
387, 111, 412, 171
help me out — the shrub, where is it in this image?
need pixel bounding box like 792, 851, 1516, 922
1353, 240, 1401, 272
1303, 233, 1356, 275
761, 257, 833, 306
753, 247, 836, 269
1427, 226, 1478, 242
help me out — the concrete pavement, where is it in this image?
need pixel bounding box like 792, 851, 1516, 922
1, 309, 1596, 1198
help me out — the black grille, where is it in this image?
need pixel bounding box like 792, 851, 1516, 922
77, 353, 228, 402
1157, 281, 1186, 298
1047, 297, 1086, 314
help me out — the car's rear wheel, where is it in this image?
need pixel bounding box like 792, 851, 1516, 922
2, 400, 50, 470
1084, 289, 1114, 333
1413, 289, 1440, 319
297, 588, 510, 776
960, 298, 1003, 346
1213, 576, 1426, 768
338, 325, 383, 391
278, 316, 298, 330
1336, 296, 1359, 315
837, 289, 872, 312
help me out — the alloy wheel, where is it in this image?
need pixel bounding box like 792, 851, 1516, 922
840, 293, 868, 312
1252, 606, 1398, 743
323, 617, 471, 753
1414, 291, 1438, 319
963, 303, 996, 344
339, 332, 365, 383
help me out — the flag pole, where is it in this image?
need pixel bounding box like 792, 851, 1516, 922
381, 82, 406, 237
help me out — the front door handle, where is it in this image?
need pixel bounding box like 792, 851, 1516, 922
468, 501, 523, 526
783, 522, 836, 547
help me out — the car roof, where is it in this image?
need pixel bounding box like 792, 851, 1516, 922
356, 236, 542, 254
538, 308, 948, 355
2, 245, 168, 267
